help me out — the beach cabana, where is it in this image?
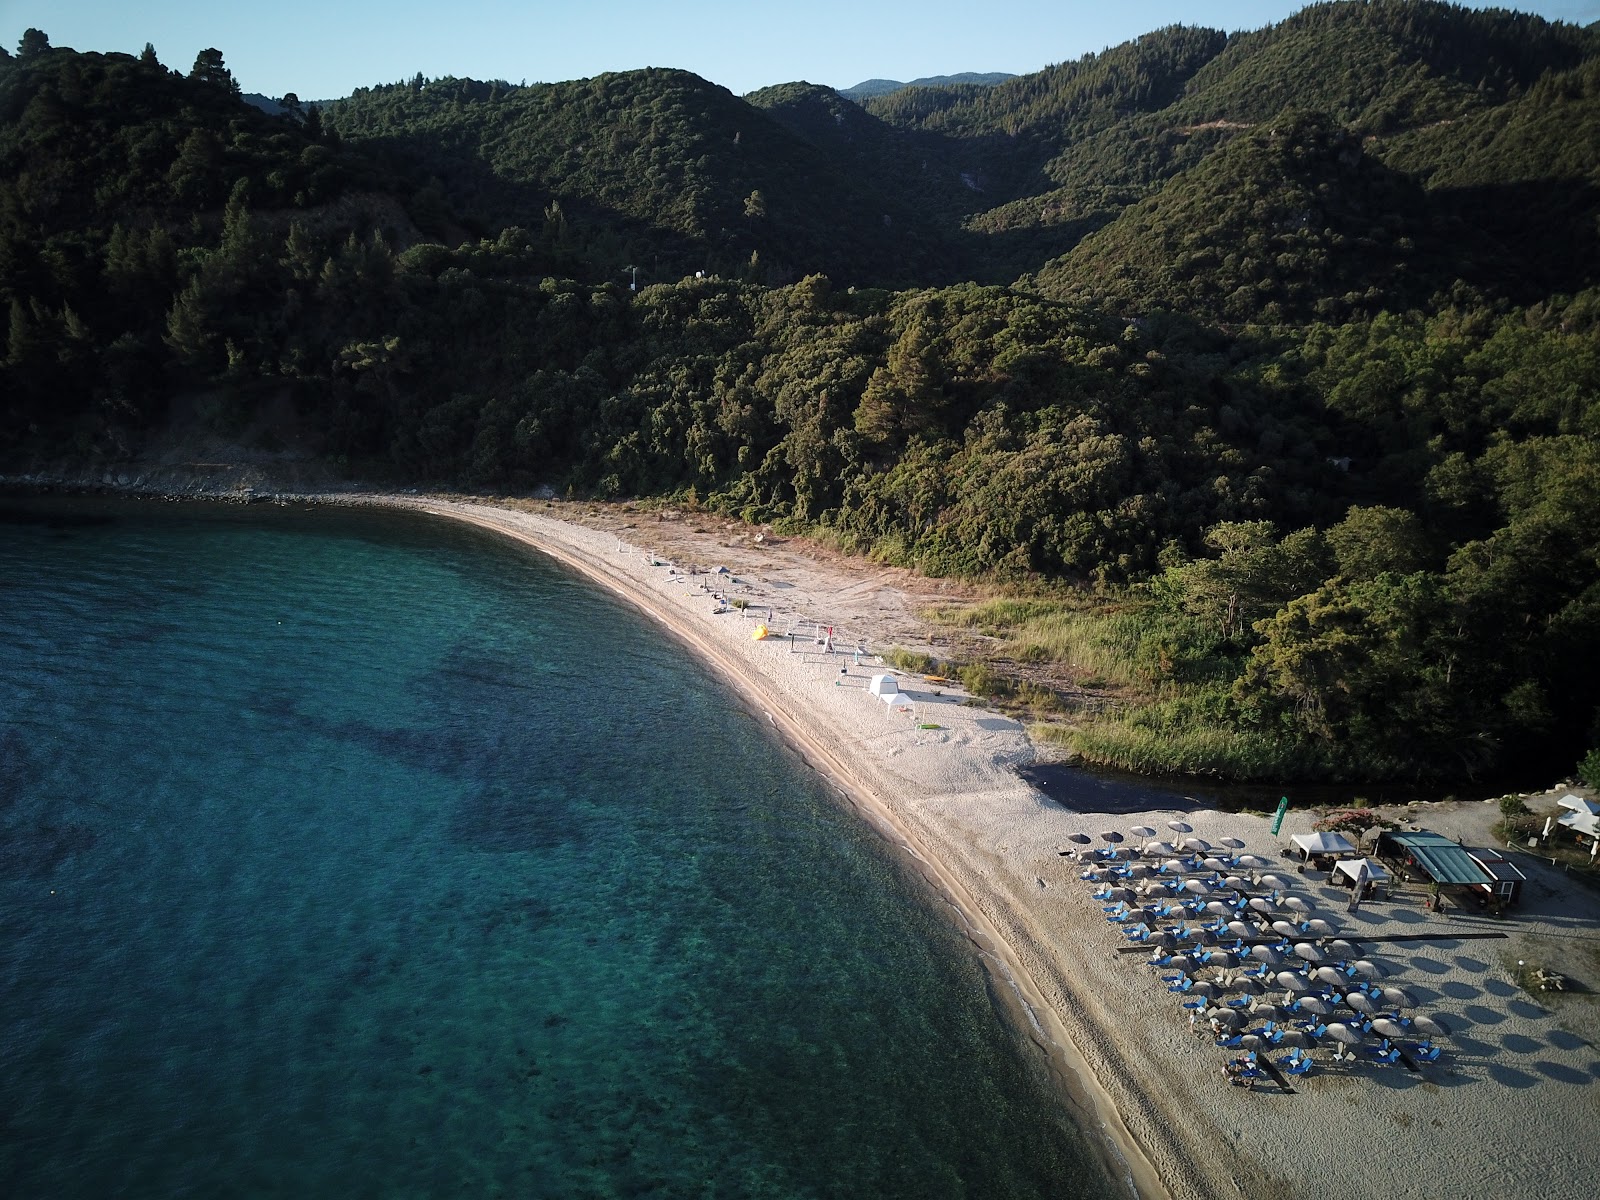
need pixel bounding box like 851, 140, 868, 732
1464, 849, 1526, 906
1289, 831, 1356, 864
868, 674, 899, 697
1556, 795, 1600, 841
1332, 857, 1390, 900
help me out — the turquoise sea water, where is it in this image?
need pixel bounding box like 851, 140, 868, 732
0, 497, 1112, 1199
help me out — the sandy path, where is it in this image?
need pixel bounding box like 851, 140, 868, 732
336, 495, 1600, 1200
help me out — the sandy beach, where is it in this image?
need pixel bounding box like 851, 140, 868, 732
284, 493, 1600, 1197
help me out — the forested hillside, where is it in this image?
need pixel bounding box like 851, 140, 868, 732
4, 2, 1599, 786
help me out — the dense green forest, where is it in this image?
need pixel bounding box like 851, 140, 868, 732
3, 2, 1599, 786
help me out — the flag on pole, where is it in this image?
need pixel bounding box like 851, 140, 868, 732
1271, 795, 1290, 836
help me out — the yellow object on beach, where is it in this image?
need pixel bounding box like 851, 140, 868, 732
751, 625, 769, 640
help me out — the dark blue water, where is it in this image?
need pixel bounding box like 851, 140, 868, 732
0, 497, 1113, 1199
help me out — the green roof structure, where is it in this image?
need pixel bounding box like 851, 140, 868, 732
1378, 831, 1492, 886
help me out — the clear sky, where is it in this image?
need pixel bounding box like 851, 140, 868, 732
3, 1, 1596, 100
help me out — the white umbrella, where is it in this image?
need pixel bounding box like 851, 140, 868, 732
1182, 837, 1212, 853
1205, 900, 1233, 916
1167, 820, 1194, 834
1183, 878, 1212, 895
1372, 1017, 1408, 1039
1257, 874, 1291, 891
1101, 831, 1125, 844
1349, 959, 1383, 980
1236, 854, 1272, 869
1325, 940, 1359, 959
1130, 825, 1157, 839
1382, 987, 1418, 1010
1126, 864, 1154, 879
1201, 856, 1228, 872
1223, 875, 1250, 891
1164, 954, 1198, 974
1190, 980, 1221, 999
1236, 1032, 1265, 1050
1250, 945, 1282, 966
1277, 972, 1312, 993
1220, 836, 1247, 849
1284, 895, 1316, 913
1275, 1028, 1314, 1048
1295, 994, 1333, 1016
1227, 920, 1255, 938
1143, 841, 1177, 858
1325, 1022, 1364, 1046
1247, 896, 1278, 915
1305, 918, 1340, 937
1207, 1007, 1245, 1030
1343, 991, 1378, 1015
1066, 832, 1093, 845
1209, 951, 1240, 970
1293, 942, 1324, 964
1313, 966, 1347, 988
1271, 920, 1299, 938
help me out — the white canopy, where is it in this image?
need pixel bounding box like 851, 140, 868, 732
882, 691, 914, 712
1558, 794, 1599, 815
1333, 857, 1389, 884
1291, 831, 1357, 858
868, 673, 899, 696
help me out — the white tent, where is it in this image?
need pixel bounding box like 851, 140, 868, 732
1557, 794, 1600, 838
1332, 857, 1389, 897
882, 690, 915, 713
1290, 831, 1356, 859
868, 674, 899, 697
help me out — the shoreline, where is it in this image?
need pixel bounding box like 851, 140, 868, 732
409, 497, 1170, 1200
9, 479, 1600, 1200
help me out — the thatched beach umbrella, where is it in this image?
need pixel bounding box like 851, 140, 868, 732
1250, 944, 1282, 966
1207, 1007, 1245, 1030
1305, 918, 1340, 937
1295, 994, 1333, 1017
1411, 1014, 1449, 1038
1284, 895, 1316, 913
1247, 896, 1278, 915
1276, 1028, 1314, 1048
1183, 878, 1212, 895
1325, 939, 1359, 959
1271, 920, 1300, 939
1277, 971, 1312, 993
1325, 1022, 1365, 1047
1372, 1017, 1408, 1040
1066, 832, 1093, 845
1382, 987, 1418, 1010
1349, 959, 1384, 980
1313, 966, 1347, 988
